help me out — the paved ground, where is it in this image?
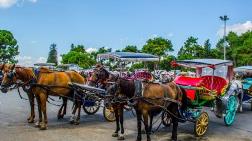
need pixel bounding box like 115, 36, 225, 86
0, 90, 252, 141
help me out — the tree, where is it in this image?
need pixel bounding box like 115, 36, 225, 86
203, 39, 211, 58
177, 36, 205, 60
61, 44, 96, 68
122, 45, 138, 52
160, 55, 176, 70
91, 46, 112, 60
47, 43, 58, 65
0, 30, 19, 63
142, 37, 173, 62
70, 44, 86, 53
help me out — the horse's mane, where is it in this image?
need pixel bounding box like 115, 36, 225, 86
39, 67, 54, 73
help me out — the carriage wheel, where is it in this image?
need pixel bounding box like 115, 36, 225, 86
224, 95, 238, 126
161, 111, 172, 127
103, 106, 116, 122
83, 102, 100, 115
194, 112, 209, 137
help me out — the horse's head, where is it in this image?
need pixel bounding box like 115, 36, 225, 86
1, 64, 16, 93
106, 81, 120, 96
88, 64, 110, 87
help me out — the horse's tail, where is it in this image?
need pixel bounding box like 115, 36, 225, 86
180, 87, 187, 111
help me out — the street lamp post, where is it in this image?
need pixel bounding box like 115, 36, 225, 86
219, 15, 229, 60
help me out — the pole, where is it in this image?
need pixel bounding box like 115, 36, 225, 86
224, 19, 226, 60
220, 15, 229, 60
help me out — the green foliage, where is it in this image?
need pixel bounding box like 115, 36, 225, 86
70, 44, 86, 53
178, 36, 205, 60
122, 45, 139, 52
227, 31, 252, 66
129, 63, 144, 72
0, 30, 19, 63
61, 44, 96, 69
47, 43, 58, 65
142, 37, 173, 59
160, 55, 176, 70
91, 46, 112, 60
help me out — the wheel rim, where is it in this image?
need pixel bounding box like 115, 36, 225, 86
195, 112, 208, 136
104, 106, 115, 121
84, 105, 99, 113
224, 96, 237, 125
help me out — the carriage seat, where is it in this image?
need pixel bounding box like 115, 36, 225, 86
200, 75, 227, 95
174, 76, 203, 100
174, 76, 227, 101
174, 76, 203, 87
125, 71, 154, 81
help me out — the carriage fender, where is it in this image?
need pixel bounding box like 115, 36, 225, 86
221, 80, 242, 108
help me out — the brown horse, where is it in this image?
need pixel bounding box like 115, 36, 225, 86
91, 66, 187, 141
31, 67, 86, 129
1, 64, 38, 123
1, 65, 86, 129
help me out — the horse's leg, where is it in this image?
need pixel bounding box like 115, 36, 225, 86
112, 105, 120, 137
62, 98, 68, 116
70, 101, 78, 124
136, 108, 142, 141
74, 100, 81, 125
58, 97, 67, 119
35, 95, 42, 128
27, 92, 35, 123
171, 106, 178, 141
149, 114, 154, 134
39, 93, 48, 130
118, 105, 125, 140
143, 110, 151, 141
57, 100, 64, 119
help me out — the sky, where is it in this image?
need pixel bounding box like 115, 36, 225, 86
0, 0, 252, 66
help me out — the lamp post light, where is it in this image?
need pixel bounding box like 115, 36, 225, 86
219, 15, 229, 60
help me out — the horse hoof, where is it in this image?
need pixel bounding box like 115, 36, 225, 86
74, 120, 80, 125
136, 137, 141, 141
57, 115, 64, 120
28, 119, 34, 123
112, 133, 118, 137
118, 135, 125, 140
171, 138, 177, 141
39, 124, 47, 130
34, 121, 41, 128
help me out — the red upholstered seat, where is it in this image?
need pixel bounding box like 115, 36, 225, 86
174, 76, 203, 100
200, 75, 227, 95
174, 75, 227, 100
174, 76, 203, 87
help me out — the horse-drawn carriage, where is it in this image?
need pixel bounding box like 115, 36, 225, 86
169, 59, 239, 136
234, 66, 252, 111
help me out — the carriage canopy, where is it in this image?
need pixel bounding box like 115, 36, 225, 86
97, 52, 159, 62
175, 59, 233, 68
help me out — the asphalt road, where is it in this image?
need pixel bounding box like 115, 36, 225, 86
0, 89, 252, 141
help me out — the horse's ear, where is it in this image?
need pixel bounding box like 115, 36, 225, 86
11, 64, 15, 70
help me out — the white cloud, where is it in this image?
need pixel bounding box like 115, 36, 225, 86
16, 56, 47, 67
0, 0, 17, 8
86, 47, 97, 53
0, 0, 37, 8
217, 21, 252, 36
16, 55, 33, 67
149, 34, 158, 39
36, 57, 46, 63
